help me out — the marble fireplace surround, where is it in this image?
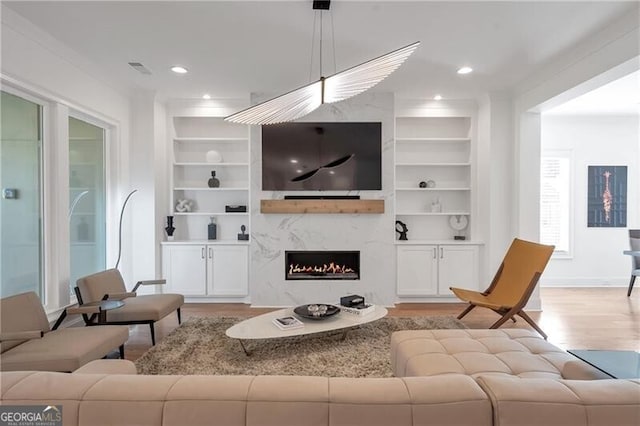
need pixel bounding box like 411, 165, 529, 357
250, 92, 396, 307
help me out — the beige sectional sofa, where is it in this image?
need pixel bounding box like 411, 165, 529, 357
1, 329, 638, 426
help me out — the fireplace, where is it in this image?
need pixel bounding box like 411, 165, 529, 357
285, 251, 360, 280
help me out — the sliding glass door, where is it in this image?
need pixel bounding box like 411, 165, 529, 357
0, 91, 43, 298
69, 116, 106, 291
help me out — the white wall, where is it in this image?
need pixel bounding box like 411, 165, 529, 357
513, 10, 639, 255
477, 94, 515, 279
1, 5, 133, 311
541, 115, 639, 286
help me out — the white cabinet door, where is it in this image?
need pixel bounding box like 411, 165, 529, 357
163, 245, 207, 296
397, 245, 438, 296
207, 245, 249, 297
438, 245, 479, 295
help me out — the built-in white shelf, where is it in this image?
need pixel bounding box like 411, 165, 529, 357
396, 188, 470, 191
394, 240, 482, 245
396, 162, 471, 167
174, 162, 249, 167
396, 212, 470, 216
174, 187, 249, 191
173, 212, 249, 216
161, 240, 250, 245
394, 113, 474, 246
396, 137, 471, 142
174, 137, 248, 142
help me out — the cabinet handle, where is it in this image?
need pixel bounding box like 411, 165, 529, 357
201, 247, 205, 259
209, 248, 213, 259
440, 248, 444, 259
433, 248, 436, 259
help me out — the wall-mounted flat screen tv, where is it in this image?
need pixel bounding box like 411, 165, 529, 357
262, 122, 382, 191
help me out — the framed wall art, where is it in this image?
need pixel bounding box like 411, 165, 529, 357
587, 165, 627, 227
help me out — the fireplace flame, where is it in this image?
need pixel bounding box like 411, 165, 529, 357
289, 262, 355, 275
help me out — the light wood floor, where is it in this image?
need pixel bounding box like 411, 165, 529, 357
124, 287, 640, 361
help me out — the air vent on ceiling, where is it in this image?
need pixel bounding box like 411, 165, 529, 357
128, 62, 152, 75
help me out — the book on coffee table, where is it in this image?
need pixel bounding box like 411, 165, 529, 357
272, 316, 304, 330
339, 303, 376, 316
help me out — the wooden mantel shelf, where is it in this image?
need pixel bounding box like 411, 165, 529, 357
261, 199, 385, 214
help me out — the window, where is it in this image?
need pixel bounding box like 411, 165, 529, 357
0, 90, 44, 298
540, 151, 572, 256
69, 116, 107, 293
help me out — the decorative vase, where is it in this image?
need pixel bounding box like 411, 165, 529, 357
208, 171, 220, 188
208, 217, 217, 240
165, 216, 176, 240
206, 150, 223, 163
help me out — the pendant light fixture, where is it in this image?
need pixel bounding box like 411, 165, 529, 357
225, 1, 420, 125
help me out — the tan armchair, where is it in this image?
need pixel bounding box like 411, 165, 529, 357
0, 292, 129, 372
450, 238, 554, 339
75, 269, 184, 345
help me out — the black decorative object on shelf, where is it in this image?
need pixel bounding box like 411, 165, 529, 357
419, 181, 427, 188
395, 220, 408, 240
225, 205, 247, 213
208, 217, 217, 240
165, 216, 175, 241
237, 225, 249, 241
208, 171, 220, 188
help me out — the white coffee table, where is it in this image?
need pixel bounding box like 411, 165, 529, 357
226, 305, 388, 355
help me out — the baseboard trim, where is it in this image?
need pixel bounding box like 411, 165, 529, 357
540, 277, 629, 287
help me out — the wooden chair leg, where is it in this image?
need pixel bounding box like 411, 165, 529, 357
628, 275, 636, 297
489, 312, 514, 329
518, 311, 548, 340
177, 308, 182, 324
119, 344, 125, 359
457, 304, 475, 320
149, 323, 156, 346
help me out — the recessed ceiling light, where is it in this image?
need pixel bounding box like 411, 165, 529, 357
202, 94, 211, 100
296, 169, 303, 173
457, 67, 473, 75
329, 170, 335, 175
290, 159, 298, 164
434, 94, 443, 101
171, 66, 188, 74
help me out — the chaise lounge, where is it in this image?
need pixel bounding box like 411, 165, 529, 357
75, 269, 184, 345
0, 292, 129, 372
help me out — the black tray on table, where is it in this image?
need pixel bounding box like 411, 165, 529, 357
293, 304, 341, 320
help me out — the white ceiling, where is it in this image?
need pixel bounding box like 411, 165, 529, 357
545, 70, 640, 115
4, 1, 637, 101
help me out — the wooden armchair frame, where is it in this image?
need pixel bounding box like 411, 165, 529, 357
450, 238, 554, 339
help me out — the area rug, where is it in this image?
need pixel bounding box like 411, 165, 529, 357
135, 316, 466, 377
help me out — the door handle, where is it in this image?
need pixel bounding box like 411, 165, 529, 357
440, 248, 444, 259
201, 247, 205, 259
208, 247, 213, 259
432, 248, 436, 259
